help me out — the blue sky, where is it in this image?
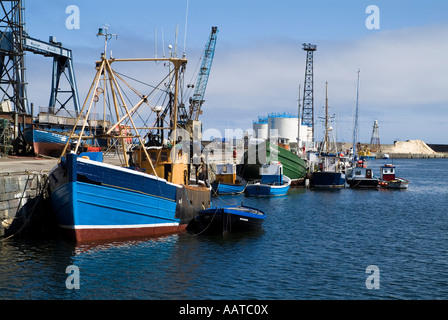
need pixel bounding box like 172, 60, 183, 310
23, 0, 448, 144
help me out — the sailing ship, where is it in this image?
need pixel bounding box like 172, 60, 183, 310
346, 70, 379, 189
48, 29, 211, 242
309, 82, 346, 188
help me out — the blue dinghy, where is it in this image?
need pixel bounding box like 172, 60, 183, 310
211, 164, 247, 195
245, 161, 291, 197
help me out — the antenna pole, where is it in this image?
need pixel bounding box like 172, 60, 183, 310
183, 0, 189, 57
97, 25, 118, 57
297, 84, 301, 148
154, 28, 157, 58
325, 82, 329, 153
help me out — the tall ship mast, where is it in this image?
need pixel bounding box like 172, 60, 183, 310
308, 82, 346, 188
352, 69, 361, 164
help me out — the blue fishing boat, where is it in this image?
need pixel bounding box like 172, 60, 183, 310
50, 152, 187, 241
23, 127, 68, 157
309, 83, 346, 188
186, 205, 266, 235
310, 169, 346, 188
48, 35, 211, 242
244, 161, 291, 197
211, 163, 247, 195
212, 182, 246, 195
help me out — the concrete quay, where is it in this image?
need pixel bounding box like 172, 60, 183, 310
0, 156, 59, 237
0, 153, 126, 238
385, 152, 448, 159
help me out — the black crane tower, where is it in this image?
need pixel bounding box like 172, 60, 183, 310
0, 0, 28, 114
301, 43, 316, 145
0, 0, 80, 154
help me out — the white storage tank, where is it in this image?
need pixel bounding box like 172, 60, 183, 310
268, 113, 298, 142
253, 117, 269, 140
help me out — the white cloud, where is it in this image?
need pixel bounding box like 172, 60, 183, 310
24, 23, 448, 144
200, 24, 448, 144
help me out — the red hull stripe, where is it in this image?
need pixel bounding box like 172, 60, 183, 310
34, 142, 65, 156
60, 224, 187, 242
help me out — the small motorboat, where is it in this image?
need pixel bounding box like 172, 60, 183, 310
186, 205, 266, 235
378, 164, 409, 189
211, 163, 247, 195
244, 161, 291, 197
346, 159, 379, 189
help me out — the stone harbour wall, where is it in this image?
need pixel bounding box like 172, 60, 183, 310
0, 172, 49, 237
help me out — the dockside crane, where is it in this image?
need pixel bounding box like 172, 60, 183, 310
1, 1, 80, 154
157, 26, 217, 134
0, 1, 79, 115
186, 26, 218, 122
23, 36, 80, 114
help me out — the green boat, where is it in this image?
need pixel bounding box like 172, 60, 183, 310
240, 141, 307, 184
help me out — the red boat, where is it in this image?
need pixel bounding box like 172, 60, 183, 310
379, 164, 409, 189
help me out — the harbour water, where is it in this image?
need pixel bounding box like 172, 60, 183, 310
0, 158, 447, 300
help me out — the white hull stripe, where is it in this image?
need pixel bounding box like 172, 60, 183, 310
60, 223, 180, 230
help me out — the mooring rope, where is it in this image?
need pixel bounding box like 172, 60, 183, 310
192, 206, 220, 236
0, 171, 49, 241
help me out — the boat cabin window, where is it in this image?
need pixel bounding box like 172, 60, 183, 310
150, 151, 158, 162
161, 151, 168, 162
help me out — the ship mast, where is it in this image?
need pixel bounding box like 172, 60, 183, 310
324, 82, 329, 154
60, 28, 187, 177
352, 69, 360, 164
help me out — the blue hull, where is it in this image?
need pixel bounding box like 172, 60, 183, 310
24, 128, 68, 144
49, 153, 187, 242
310, 172, 346, 188
23, 127, 106, 156
23, 128, 68, 156
244, 180, 290, 197
211, 182, 246, 195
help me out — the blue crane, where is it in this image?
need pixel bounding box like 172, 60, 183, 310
187, 26, 218, 121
